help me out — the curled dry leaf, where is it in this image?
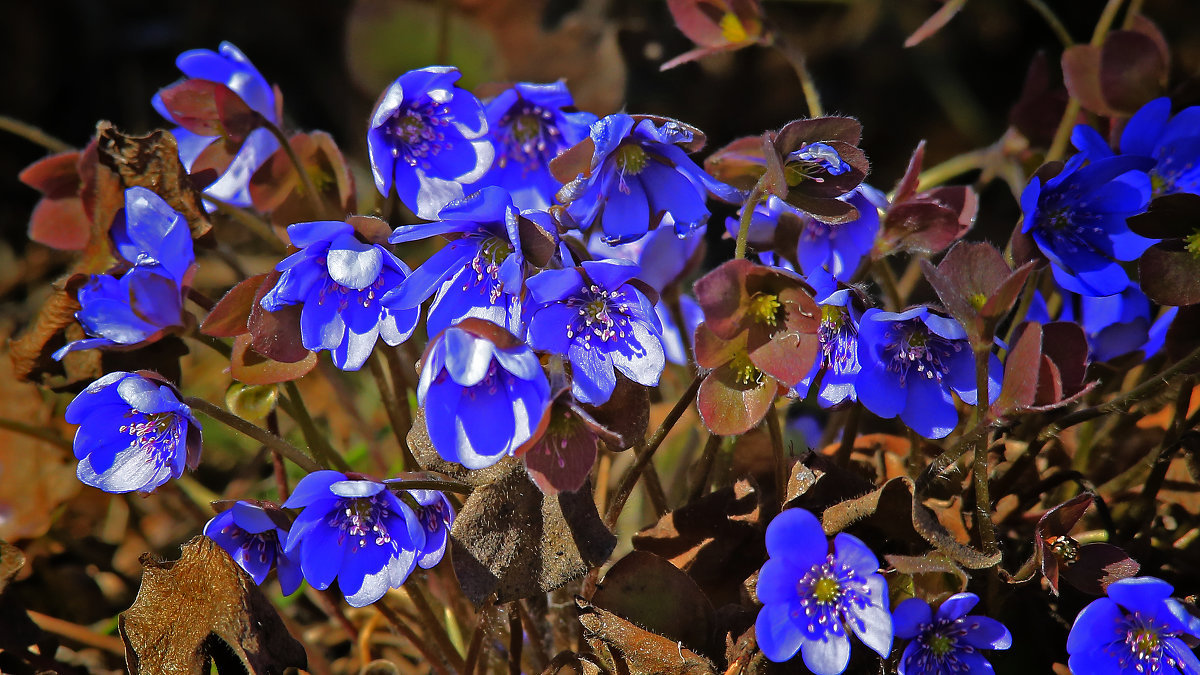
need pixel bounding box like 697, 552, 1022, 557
577, 597, 718, 675
119, 535, 307, 675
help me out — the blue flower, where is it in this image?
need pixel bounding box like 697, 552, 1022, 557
282, 471, 426, 607
54, 187, 196, 359
153, 42, 280, 208
1027, 279, 1178, 362
384, 187, 542, 338
479, 81, 596, 210
755, 508, 892, 674
559, 114, 739, 243
1073, 97, 1200, 198
418, 319, 552, 469
1020, 153, 1155, 297
656, 295, 703, 367
794, 288, 862, 408
526, 259, 665, 405
389, 482, 455, 569
893, 592, 1012, 675
205, 501, 302, 595
1067, 577, 1200, 674
855, 307, 1001, 439
367, 67, 493, 219
587, 222, 703, 292
64, 371, 202, 494
260, 220, 420, 371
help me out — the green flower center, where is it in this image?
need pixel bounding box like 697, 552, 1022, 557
820, 303, 844, 328
1131, 628, 1160, 657
969, 292, 988, 310
927, 634, 954, 657
749, 293, 783, 327
615, 144, 648, 175
480, 236, 513, 266
511, 114, 542, 143
811, 576, 841, 604
1185, 229, 1200, 259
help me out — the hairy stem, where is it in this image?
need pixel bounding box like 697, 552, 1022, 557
734, 178, 768, 260
972, 347, 998, 554
262, 119, 326, 217
377, 602, 455, 675
281, 381, 351, 472
369, 353, 419, 470
0, 115, 72, 152
184, 396, 322, 472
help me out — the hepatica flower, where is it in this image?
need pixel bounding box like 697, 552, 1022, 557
794, 288, 863, 408
893, 592, 1012, 675
65, 371, 201, 494
755, 508, 892, 674
856, 307, 1000, 439
1067, 577, 1200, 674
283, 471, 426, 607
260, 220, 420, 370
555, 113, 738, 243
1028, 279, 1176, 362
526, 259, 665, 405
406, 487, 455, 569
1074, 97, 1200, 198
205, 501, 301, 595
385, 187, 547, 337
480, 81, 596, 210
418, 319, 552, 469
1020, 153, 1155, 296
54, 187, 195, 359
153, 42, 280, 208
367, 66, 493, 219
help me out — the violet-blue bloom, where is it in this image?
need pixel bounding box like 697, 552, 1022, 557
54, 187, 196, 359
1073, 97, 1200, 197
418, 321, 552, 469
856, 307, 1001, 439
205, 501, 302, 595
367, 67, 493, 219
560, 113, 739, 243
153, 42, 280, 208
587, 223, 702, 293
260, 220, 419, 371
384, 187, 540, 337
893, 592, 1012, 675
283, 471, 426, 608
1020, 152, 1155, 297
1067, 576, 1200, 674
1028, 280, 1177, 362
755, 508, 892, 674
387, 482, 455, 569
479, 81, 596, 210
526, 259, 665, 405
793, 288, 862, 408
64, 371, 202, 494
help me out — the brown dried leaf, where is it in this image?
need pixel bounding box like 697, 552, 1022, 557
577, 598, 718, 675
592, 551, 716, 658
230, 334, 318, 385
201, 274, 269, 338
119, 536, 307, 675
450, 463, 616, 605
9, 286, 101, 387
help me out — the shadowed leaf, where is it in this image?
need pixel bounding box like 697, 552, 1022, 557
1139, 243, 1200, 307
993, 321, 1042, 417
230, 334, 318, 385
577, 598, 718, 675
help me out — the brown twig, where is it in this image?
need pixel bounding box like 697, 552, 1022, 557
377, 601, 455, 675
0, 116, 72, 152
184, 396, 323, 472
27, 611, 125, 655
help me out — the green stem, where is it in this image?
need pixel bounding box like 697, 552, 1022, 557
204, 196, 288, 253
184, 396, 322, 472
1025, 0, 1075, 47
0, 115, 72, 152
971, 347, 998, 555
281, 381, 351, 472
775, 36, 823, 118
901, 147, 992, 199
408, 582, 467, 671
0, 417, 71, 451
261, 119, 326, 217
604, 374, 704, 527
734, 178, 768, 260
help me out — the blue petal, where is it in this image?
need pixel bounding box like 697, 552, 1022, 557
443, 328, 496, 386
961, 615, 1013, 650
299, 287, 347, 352
848, 575, 892, 658
507, 376, 551, 449
527, 267, 585, 305
581, 259, 641, 290
765, 508, 828, 568
382, 240, 475, 310
65, 372, 130, 423
757, 558, 801, 604
935, 592, 980, 621
1067, 650, 1125, 675
891, 598, 932, 639
287, 220, 352, 248
1164, 636, 1200, 674
204, 127, 278, 207
568, 342, 617, 405
299, 522, 345, 591
338, 539, 394, 606
800, 630, 851, 675
609, 320, 665, 388
457, 383, 517, 469
330, 479, 386, 498
283, 470, 346, 509
832, 532, 880, 575
900, 374, 959, 439
1106, 576, 1174, 614
423, 380, 465, 464
1066, 597, 1125, 655
755, 601, 805, 663
598, 176, 651, 243
855, 362, 906, 420
527, 304, 578, 355
1120, 97, 1172, 157
326, 235, 384, 290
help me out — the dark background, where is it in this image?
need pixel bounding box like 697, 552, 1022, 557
3, 0, 1199, 309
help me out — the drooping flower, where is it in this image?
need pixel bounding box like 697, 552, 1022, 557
553, 113, 739, 243
384, 187, 555, 337
367, 66, 493, 219
1073, 97, 1200, 198
526, 259, 665, 405
479, 82, 596, 210
153, 42, 280, 208
793, 288, 863, 408
53, 187, 196, 359
1020, 153, 1155, 296
205, 501, 302, 595
1067, 577, 1200, 674
282, 471, 426, 607
893, 593, 1012, 675
259, 220, 420, 371
386, 477, 456, 569
1027, 279, 1177, 362
856, 307, 1001, 439
755, 508, 892, 673
64, 371, 202, 494
418, 318, 552, 469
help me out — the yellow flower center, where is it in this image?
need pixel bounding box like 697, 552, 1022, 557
729, 351, 763, 386
927, 634, 954, 657
719, 12, 748, 43
1185, 229, 1200, 259
811, 576, 841, 604
749, 293, 783, 327
614, 144, 648, 175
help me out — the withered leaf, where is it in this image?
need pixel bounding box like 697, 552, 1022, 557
201, 274, 269, 338
577, 598, 718, 675
450, 463, 615, 605
230, 334, 318, 385
119, 536, 307, 675
592, 551, 717, 658
884, 553, 969, 598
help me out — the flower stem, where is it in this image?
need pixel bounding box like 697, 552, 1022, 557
833, 403, 862, 466
734, 178, 768, 260
0, 115, 72, 153
872, 259, 904, 311
376, 601, 456, 675
261, 119, 326, 217
971, 347, 998, 555
1046, 0, 1125, 162
408, 582, 467, 671
280, 381, 351, 472
462, 602, 493, 675
688, 433, 723, 502
604, 374, 704, 527
369, 352, 419, 470
766, 404, 788, 506
775, 38, 824, 118
204, 196, 288, 253
184, 395, 323, 472
1025, 0, 1075, 48
0, 417, 71, 451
